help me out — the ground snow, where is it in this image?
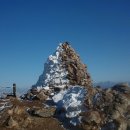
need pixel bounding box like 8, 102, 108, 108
0, 100, 12, 112
52, 86, 87, 125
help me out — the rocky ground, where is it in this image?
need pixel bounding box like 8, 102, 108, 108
80, 83, 130, 130
0, 97, 64, 130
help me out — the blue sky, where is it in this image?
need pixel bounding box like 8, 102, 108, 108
0, 0, 130, 88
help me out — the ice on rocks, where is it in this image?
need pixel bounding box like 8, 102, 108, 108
52, 86, 87, 125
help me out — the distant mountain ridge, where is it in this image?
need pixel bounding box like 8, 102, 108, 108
94, 81, 130, 88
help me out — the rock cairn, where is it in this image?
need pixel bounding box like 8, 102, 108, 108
36, 42, 92, 91
24, 42, 92, 101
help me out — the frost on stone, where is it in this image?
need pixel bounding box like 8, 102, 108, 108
36, 43, 69, 89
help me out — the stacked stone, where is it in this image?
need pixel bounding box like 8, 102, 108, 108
60, 42, 92, 88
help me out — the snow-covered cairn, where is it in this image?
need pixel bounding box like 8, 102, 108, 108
34, 42, 92, 125
36, 42, 92, 90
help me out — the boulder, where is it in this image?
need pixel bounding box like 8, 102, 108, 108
36, 90, 48, 101
28, 106, 56, 118
82, 111, 101, 124
114, 117, 127, 130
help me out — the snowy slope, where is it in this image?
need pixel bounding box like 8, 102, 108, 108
36, 43, 69, 89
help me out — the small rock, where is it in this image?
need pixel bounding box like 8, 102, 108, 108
36, 90, 48, 101
22, 117, 32, 128
82, 111, 101, 124
13, 106, 25, 115
6, 116, 19, 128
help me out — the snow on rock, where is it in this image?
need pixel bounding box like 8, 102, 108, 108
52, 86, 87, 125
35, 42, 92, 92
36, 86, 43, 92
0, 100, 12, 112
36, 43, 69, 89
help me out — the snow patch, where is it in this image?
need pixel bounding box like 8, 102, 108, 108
36, 86, 43, 92
52, 86, 87, 125
36, 43, 69, 89
0, 101, 12, 112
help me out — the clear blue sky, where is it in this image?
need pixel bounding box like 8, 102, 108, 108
0, 0, 130, 88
